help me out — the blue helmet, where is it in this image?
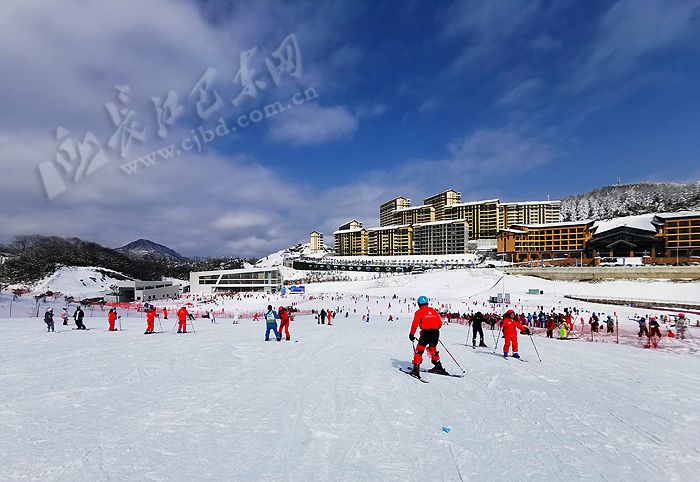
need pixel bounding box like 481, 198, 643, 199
417, 295, 429, 306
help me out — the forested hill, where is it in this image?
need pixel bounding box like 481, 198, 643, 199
561, 181, 700, 221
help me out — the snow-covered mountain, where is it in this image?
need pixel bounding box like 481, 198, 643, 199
116, 239, 186, 260
561, 181, 700, 221
30, 266, 133, 298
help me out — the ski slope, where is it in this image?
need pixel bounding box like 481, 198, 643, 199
1, 303, 699, 481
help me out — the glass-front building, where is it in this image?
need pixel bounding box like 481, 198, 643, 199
190, 268, 282, 294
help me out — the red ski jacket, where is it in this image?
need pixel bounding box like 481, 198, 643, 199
503, 318, 525, 337
177, 308, 188, 322
146, 310, 156, 323
108, 311, 117, 323
410, 305, 442, 336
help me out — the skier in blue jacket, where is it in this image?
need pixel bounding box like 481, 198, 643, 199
264, 305, 282, 341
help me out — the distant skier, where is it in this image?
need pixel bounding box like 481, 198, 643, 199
162, 307, 168, 320
177, 306, 188, 333
232, 309, 240, 324
606, 315, 615, 334
60, 307, 68, 325
471, 311, 487, 348
108, 308, 117, 331
502, 310, 530, 358
44, 308, 55, 332
278, 306, 291, 341
676, 313, 687, 340
408, 296, 448, 377
636, 316, 648, 338
264, 305, 281, 341
145, 308, 155, 334
73, 306, 86, 330
327, 309, 332, 326
209, 308, 217, 324
319, 309, 326, 325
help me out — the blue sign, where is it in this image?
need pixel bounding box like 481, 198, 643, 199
289, 285, 305, 294
281, 287, 287, 295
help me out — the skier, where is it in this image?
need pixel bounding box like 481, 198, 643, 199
606, 315, 615, 334
408, 296, 448, 377
264, 304, 281, 341
232, 309, 240, 324
108, 308, 117, 331
636, 316, 649, 337
278, 306, 291, 341
60, 307, 68, 325
73, 306, 86, 330
209, 308, 217, 324
163, 307, 168, 320
558, 321, 568, 339
502, 309, 530, 358
676, 313, 687, 340
44, 308, 55, 332
649, 316, 662, 340
546, 317, 555, 338
145, 307, 155, 334
327, 310, 332, 325
471, 311, 487, 348
319, 309, 326, 325
177, 306, 188, 333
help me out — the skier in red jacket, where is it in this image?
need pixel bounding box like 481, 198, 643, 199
177, 307, 188, 333
145, 308, 155, 334
108, 308, 117, 331
408, 296, 448, 377
278, 306, 291, 341
502, 309, 530, 358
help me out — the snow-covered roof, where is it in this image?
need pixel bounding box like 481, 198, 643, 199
394, 204, 432, 212
413, 219, 468, 227
366, 224, 411, 232
592, 214, 657, 235
449, 199, 500, 208
652, 211, 700, 222
499, 228, 528, 235
512, 220, 594, 229
333, 228, 366, 235
500, 200, 561, 206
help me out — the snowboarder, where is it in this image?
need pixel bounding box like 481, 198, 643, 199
278, 306, 291, 341
502, 309, 530, 358
108, 308, 117, 331
145, 308, 155, 334
264, 305, 281, 341
73, 306, 86, 330
177, 306, 188, 333
472, 311, 487, 347
408, 296, 448, 377
44, 308, 55, 332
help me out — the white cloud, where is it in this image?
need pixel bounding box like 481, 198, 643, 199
497, 78, 542, 106
268, 103, 358, 145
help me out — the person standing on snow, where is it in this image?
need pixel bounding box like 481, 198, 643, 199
676, 313, 687, 340
636, 316, 649, 338
502, 309, 530, 358
327, 309, 332, 326
408, 296, 448, 377
108, 308, 118, 331
472, 311, 487, 348
44, 308, 55, 332
145, 307, 155, 334
73, 306, 86, 330
60, 307, 68, 325
162, 307, 168, 320
278, 306, 291, 341
649, 317, 662, 338
176, 306, 188, 333
319, 309, 326, 325
209, 308, 217, 324
264, 305, 281, 341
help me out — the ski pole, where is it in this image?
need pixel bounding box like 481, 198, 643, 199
171, 321, 178, 334
465, 322, 471, 347
493, 328, 502, 353
528, 333, 542, 362
158, 318, 163, 333
118, 316, 122, 331
438, 340, 465, 373
190, 319, 196, 333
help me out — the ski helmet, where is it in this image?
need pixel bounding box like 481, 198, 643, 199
678, 313, 685, 318
417, 295, 429, 306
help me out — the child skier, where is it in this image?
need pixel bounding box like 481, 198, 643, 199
278, 306, 291, 341
264, 305, 281, 341
502, 309, 530, 358
558, 322, 568, 339
176, 306, 188, 333
472, 311, 487, 347
145, 308, 155, 334
108, 308, 117, 331
60, 307, 68, 325
408, 296, 448, 377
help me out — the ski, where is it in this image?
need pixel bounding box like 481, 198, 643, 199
419, 368, 464, 378
398, 367, 428, 383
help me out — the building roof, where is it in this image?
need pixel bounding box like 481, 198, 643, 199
394, 204, 433, 212
498, 229, 528, 235
366, 224, 411, 232
592, 214, 656, 235
449, 199, 500, 208
652, 211, 700, 222
191, 267, 281, 276
413, 219, 468, 227
333, 227, 366, 235
379, 196, 410, 207
500, 200, 561, 206
512, 220, 594, 229
424, 189, 461, 200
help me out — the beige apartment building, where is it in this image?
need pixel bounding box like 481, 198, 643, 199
367, 225, 413, 256
413, 219, 469, 255
379, 196, 411, 227
309, 231, 324, 253
331, 190, 561, 256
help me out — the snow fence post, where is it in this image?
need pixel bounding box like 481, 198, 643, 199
615, 315, 619, 344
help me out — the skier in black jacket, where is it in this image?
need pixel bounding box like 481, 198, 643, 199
44, 308, 55, 332
73, 306, 86, 330
472, 312, 487, 348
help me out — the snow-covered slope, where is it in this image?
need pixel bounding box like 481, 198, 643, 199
30, 266, 133, 298
256, 243, 329, 268
1, 271, 699, 480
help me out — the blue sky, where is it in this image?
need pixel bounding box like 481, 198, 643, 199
0, 0, 699, 257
